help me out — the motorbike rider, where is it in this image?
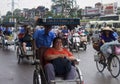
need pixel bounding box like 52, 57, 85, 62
61, 26, 70, 47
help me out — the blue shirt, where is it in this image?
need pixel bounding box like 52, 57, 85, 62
100, 33, 116, 46
61, 29, 69, 34
3, 28, 12, 36
113, 32, 119, 39
0, 27, 3, 31
33, 29, 56, 48
19, 27, 25, 34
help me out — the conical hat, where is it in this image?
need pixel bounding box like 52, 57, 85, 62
102, 26, 113, 32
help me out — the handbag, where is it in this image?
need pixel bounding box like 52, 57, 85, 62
50, 57, 71, 75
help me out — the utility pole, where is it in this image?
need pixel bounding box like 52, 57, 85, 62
10, 0, 18, 29
0, 11, 1, 24
8, 0, 18, 22
11, 0, 15, 22
11, 0, 15, 13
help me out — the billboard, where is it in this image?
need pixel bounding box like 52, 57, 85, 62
101, 2, 118, 15
81, 8, 100, 16
85, 8, 100, 15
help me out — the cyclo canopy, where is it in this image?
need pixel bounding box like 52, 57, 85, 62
35, 18, 80, 30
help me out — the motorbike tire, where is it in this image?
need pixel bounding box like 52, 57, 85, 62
83, 44, 87, 51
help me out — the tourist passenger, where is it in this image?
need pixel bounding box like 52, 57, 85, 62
44, 37, 76, 84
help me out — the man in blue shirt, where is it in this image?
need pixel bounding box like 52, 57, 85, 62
33, 25, 56, 59
33, 25, 56, 48
61, 26, 69, 34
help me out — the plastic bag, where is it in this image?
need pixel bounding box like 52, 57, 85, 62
115, 46, 120, 55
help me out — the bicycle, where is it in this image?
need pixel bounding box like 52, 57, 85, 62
94, 45, 120, 78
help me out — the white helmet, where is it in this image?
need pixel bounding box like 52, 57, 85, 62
80, 33, 86, 36
73, 33, 79, 37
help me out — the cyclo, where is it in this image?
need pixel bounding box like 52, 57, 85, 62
16, 24, 35, 64
93, 37, 120, 78
33, 18, 84, 84
0, 22, 15, 49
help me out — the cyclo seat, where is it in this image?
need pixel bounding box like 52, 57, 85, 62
36, 47, 70, 78
36, 47, 80, 81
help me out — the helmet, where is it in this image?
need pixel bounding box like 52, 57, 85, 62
64, 33, 68, 36
73, 33, 79, 37
80, 33, 86, 36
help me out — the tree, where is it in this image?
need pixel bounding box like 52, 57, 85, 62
77, 9, 82, 18
6, 11, 12, 16
44, 11, 53, 18
51, 0, 78, 18
13, 9, 21, 16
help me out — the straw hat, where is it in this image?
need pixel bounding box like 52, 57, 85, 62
102, 26, 113, 32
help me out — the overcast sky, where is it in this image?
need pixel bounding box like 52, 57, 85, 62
0, 0, 120, 16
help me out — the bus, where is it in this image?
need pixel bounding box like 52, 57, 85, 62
88, 15, 120, 29
99, 15, 120, 21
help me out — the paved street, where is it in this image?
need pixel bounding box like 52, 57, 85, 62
75, 44, 120, 84
1, 0, 120, 84
0, 44, 120, 84
0, 46, 34, 84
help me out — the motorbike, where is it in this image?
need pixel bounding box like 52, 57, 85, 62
62, 33, 69, 48
79, 33, 87, 51
69, 33, 81, 52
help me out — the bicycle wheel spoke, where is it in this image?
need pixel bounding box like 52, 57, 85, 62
110, 56, 120, 78
96, 53, 106, 72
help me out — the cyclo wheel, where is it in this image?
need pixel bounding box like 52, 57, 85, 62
17, 46, 22, 64
83, 44, 87, 51
33, 70, 41, 84
75, 43, 79, 52
33, 69, 47, 84
96, 52, 106, 72
109, 55, 120, 78
75, 66, 83, 84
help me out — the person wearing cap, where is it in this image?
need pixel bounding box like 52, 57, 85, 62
100, 26, 116, 46
33, 25, 56, 48
100, 27, 117, 67
33, 25, 56, 59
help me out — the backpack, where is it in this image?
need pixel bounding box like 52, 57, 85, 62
50, 57, 71, 75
